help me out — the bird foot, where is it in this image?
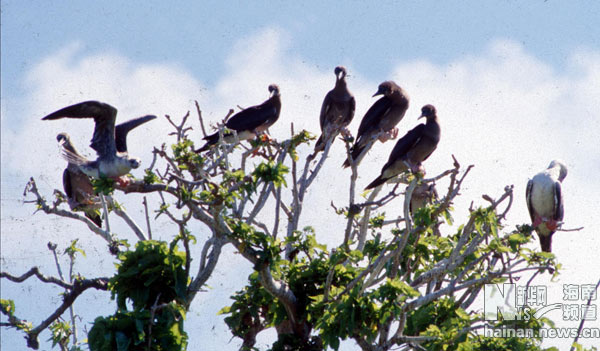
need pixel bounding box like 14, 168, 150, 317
411, 163, 426, 176
378, 128, 399, 143
340, 128, 352, 139
114, 176, 131, 188
545, 220, 560, 231
258, 133, 272, 143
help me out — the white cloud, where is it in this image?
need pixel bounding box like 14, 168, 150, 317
2, 30, 599, 350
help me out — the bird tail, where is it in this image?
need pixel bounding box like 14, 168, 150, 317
85, 210, 102, 228
314, 134, 326, 153
342, 144, 364, 168
538, 233, 553, 253
60, 146, 89, 166
195, 133, 219, 153
365, 175, 389, 190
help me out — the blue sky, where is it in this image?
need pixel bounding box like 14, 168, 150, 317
2, 1, 600, 350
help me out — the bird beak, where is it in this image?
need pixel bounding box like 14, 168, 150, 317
418, 114, 426, 120
372, 87, 384, 97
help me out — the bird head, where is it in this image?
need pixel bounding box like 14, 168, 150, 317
419, 104, 437, 120
128, 157, 141, 169
56, 132, 79, 154
373, 81, 397, 97
334, 66, 347, 80
268, 84, 280, 97
548, 160, 568, 182
56, 132, 70, 145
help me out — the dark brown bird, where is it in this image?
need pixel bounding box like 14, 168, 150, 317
526, 160, 567, 253
365, 104, 441, 190
314, 66, 355, 152
343, 81, 409, 167
196, 84, 281, 152
42, 101, 157, 185
57, 133, 102, 227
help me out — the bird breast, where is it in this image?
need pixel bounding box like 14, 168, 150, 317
98, 158, 133, 178
529, 173, 557, 217
327, 102, 351, 124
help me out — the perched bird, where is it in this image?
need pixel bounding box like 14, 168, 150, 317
314, 66, 355, 152
365, 104, 441, 190
42, 101, 157, 185
410, 182, 438, 216
196, 84, 281, 152
57, 133, 102, 227
526, 160, 567, 253
343, 81, 409, 167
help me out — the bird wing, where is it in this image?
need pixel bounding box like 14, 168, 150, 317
63, 168, 74, 201
42, 101, 118, 159
226, 103, 278, 132
553, 181, 564, 221
115, 115, 157, 153
319, 91, 333, 130
525, 179, 535, 223
345, 96, 356, 126
356, 96, 392, 139
385, 124, 425, 166
60, 143, 90, 166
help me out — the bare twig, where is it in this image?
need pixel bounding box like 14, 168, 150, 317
107, 196, 147, 241
48, 243, 78, 346
0, 271, 108, 349
1, 267, 71, 290
558, 226, 585, 232
195, 100, 208, 138
143, 196, 152, 239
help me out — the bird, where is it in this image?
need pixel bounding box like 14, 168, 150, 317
196, 84, 281, 153
57, 132, 102, 227
342, 81, 409, 168
526, 160, 567, 253
365, 104, 441, 190
410, 182, 438, 216
42, 101, 157, 185
314, 66, 355, 153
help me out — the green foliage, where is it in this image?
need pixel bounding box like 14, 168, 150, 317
219, 272, 282, 339
89, 240, 189, 351
91, 176, 115, 195
171, 138, 203, 172
221, 231, 363, 350
64, 239, 86, 260
368, 212, 385, 229
406, 298, 473, 349
571, 343, 598, 351
88, 305, 187, 351
286, 129, 316, 161
252, 161, 289, 188
48, 320, 72, 349
1, 299, 15, 317
222, 168, 257, 199
227, 217, 281, 269
1, 299, 32, 332
110, 240, 188, 311
143, 169, 162, 185
459, 336, 544, 351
